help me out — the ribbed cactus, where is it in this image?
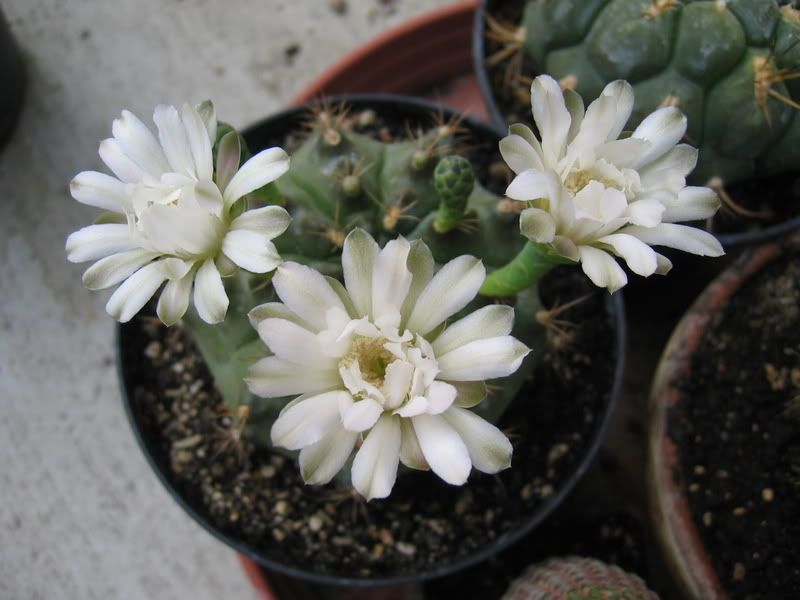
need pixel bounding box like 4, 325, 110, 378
501, 557, 658, 600
490, 0, 800, 185
269, 105, 524, 268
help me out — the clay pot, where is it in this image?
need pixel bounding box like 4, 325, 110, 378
646, 239, 793, 599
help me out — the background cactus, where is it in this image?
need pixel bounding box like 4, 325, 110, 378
501, 556, 658, 600
488, 0, 800, 185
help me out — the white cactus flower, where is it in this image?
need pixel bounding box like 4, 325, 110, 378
500, 75, 723, 292
247, 229, 530, 500
66, 101, 291, 324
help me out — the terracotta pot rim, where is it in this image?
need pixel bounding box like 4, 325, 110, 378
292, 1, 478, 106
117, 94, 626, 589
646, 240, 793, 599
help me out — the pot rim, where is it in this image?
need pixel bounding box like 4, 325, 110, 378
471, 0, 800, 253
646, 239, 793, 599
117, 93, 626, 588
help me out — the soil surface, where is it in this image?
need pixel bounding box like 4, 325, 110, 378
672, 253, 800, 598
121, 264, 615, 579
480, 0, 800, 240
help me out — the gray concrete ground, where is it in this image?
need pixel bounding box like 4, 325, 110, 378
0, 1, 451, 598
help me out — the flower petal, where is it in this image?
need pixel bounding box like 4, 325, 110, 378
500, 133, 543, 174
270, 390, 349, 450
506, 169, 549, 201
70, 171, 130, 212
625, 197, 665, 227
215, 131, 241, 192
157, 270, 194, 326
599, 233, 658, 277
639, 144, 698, 190
195, 100, 217, 143
563, 89, 585, 143
246, 356, 340, 397
620, 223, 724, 257
412, 413, 471, 486
400, 238, 435, 327
442, 407, 512, 474
82, 248, 158, 290
299, 427, 358, 485
531, 75, 571, 166
105, 261, 167, 322
601, 79, 634, 141
248, 302, 315, 331
99, 138, 146, 183
230, 205, 291, 239
520, 207, 557, 244
222, 230, 282, 274
395, 396, 429, 418
272, 261, 348, 331
342, 228, 379, 319
631, 106, 687, 168
223, 147, 290, 207
193, 259, 228, 324
399, 419, 428, 470
661, 186, 720, 223
352, 414, 401, 500
452, 381, 488, 408
137, 204, 224, 257
577, 245, 628, 292
372, 236, 412, 326
342, 398, 384, 432
65, 224, 137, 263
406, 255, 485, 335
257, 318, 337, 368
427, 381, 457, 414
192, 179, 224, 218
382, 360, 415, 410
153, 104, 195, 176
432, 305, 514, 357
437, 336, 530, 381
112, 110, 169, 177
180, 103, 213, 181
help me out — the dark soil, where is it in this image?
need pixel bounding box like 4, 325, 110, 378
672, 253, 800, 598
120, 265, 615, 580
480, 0, 800, 241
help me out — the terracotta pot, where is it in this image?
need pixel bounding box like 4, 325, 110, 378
118, 95, 626, 596
646, 240, 792, 599
292, 1, 488, 120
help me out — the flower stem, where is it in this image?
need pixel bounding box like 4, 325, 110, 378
479, 241, 571, 297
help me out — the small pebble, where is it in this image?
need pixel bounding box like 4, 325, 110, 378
308, 514, 324, 532
733, 507, 746, 516
762, 488, 774, 502
378, 528, 394, 545
694, 465, 706, 476
274, 500, 289, 516
272, 528, 286, 542
144, 341, 161, 359
733, 562, 747, 581
702, 512, 713, 527
396, 542, 416, 557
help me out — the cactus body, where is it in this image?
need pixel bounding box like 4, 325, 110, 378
501, 556, 658, 600
516, 0, 800, 185
271, 107, 524, 268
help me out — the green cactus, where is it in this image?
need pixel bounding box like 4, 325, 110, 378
488, 0, 800, 185
501, 557, 658, 600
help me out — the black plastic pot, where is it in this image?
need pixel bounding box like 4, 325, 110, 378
0, 8, 26, 151
472, 0, 800, 257
116, 94, 626, 590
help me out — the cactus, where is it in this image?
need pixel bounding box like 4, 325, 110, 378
487, 0, 800, 185
501, 557, 658, 600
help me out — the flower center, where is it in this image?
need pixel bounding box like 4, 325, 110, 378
340, 336, 395, 387
564, 170, 621, 195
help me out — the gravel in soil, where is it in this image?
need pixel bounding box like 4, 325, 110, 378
673, 253, 800, 598
121, 267, 615, 579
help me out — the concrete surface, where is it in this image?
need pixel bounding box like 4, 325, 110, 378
0, 1, 452, 598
